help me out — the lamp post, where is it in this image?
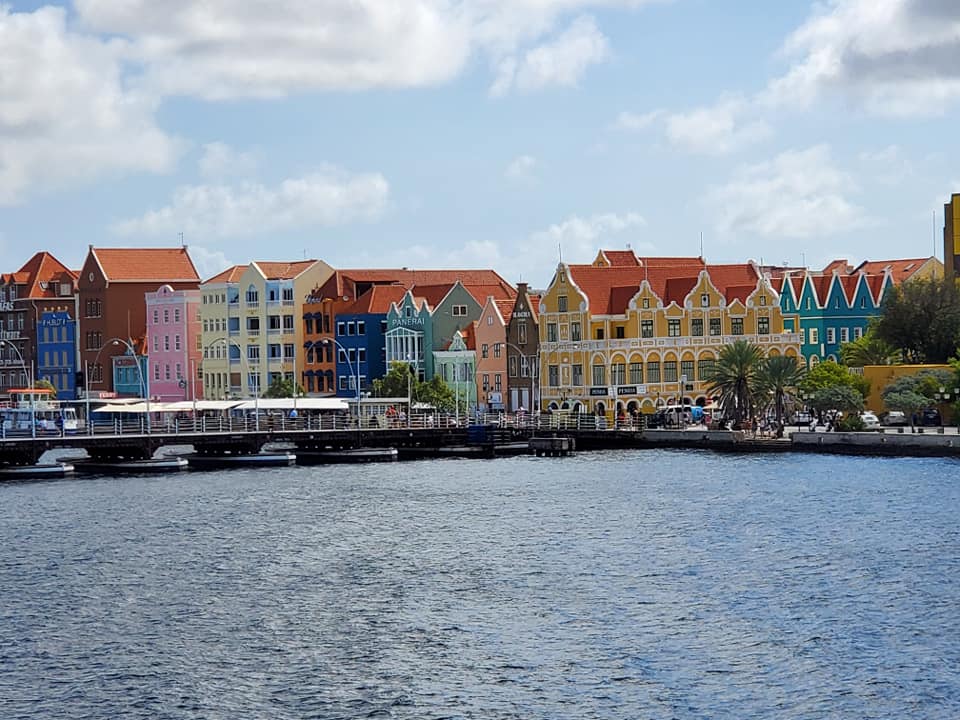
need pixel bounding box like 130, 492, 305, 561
322, 338, 361, 444
934, 386, 959, 431
110, 337, 150, 433
207, 336, 257, 430
0, 339, 34, 438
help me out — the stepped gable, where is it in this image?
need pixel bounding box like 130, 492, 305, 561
203, 264, 247, 284
2, 252, 77, 298
853, 258, 932, 284
91, 246, 199, 282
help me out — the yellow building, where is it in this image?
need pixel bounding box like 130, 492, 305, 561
945, 193, 960, 283
537, 250, 802, 417
200, 260, 332, 399
860, 364, 953, 415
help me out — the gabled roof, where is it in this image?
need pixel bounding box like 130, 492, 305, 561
725, 285, 754, 305
865, 273, 888, 304
663, 277, 698, 305
203, 264, 247, 284
0, 252, 77, 298
595, 249, 641, 267
253, 260, 319, 280
810, 275, 833, 307
823, 259, 854, 275
836, 274, 860, 305
91, 246, 200, 283
340, 284, 408, 315
460, 323, 476, 351
494, 298, 514, 325
852, 257, 936, 284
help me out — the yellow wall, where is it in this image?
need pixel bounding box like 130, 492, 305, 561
861, 364, 953, 413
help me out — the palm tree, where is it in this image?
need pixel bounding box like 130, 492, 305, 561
839, 330, 898, 367
702, 340, 764, 429
756, 355, 806, 436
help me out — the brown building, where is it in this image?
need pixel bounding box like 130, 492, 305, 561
0, 252, 79, 399
78, 246, 200, 395
505, 282, 540, 412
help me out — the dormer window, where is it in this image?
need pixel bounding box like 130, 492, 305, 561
760, 296, 766, 306
642, 298, 649, 309
558, 295, 568, 312
701, 294, 709, 307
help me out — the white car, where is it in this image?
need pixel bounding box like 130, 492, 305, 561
860, 411, 881, 430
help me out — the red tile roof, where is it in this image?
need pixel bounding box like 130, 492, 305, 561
663, 277, 698, 305
836, 274, 860, 305
460, 323, 476, 351
254, 260, 319, 280
724, 285, 753, 305
203, 264, 247, 284
92, 247, 200, 283
340, 285, 408, 315
810, 275, 832, 307
597, 249, 640, 267
494, 298, 514, 325
822, 259, 854, 275
853, 258, 933, 284
1, 252, 77, 298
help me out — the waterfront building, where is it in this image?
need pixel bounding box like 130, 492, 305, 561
385, 290, 434, 382
946, 193, 960, 283
214, 260, 333, 399
473, 296, 512, 412
0, 252, 79, 400
537, 250, 802, 418
198, 265, 247, 400
112, 339, 149, 399
78, 246, 200, 396
433, 329, 477, 413
505, 282, 540, 413
146, 285, 202, 402
331, 285, 406, 398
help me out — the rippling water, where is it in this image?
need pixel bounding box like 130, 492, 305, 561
1, 450, 959, 719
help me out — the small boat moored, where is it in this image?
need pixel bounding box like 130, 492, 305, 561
0, 462, 75, 481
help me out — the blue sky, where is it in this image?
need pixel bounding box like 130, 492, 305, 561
2, 1, 959, 287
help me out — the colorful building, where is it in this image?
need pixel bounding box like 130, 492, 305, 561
112, 340, 149, 399
331, 285, 406, 398
946, 193, 960, 283
146, 284, 202, 401
78, 246, 200, 396
385, 290, 434, 381
537, 250, 801, 418
474, 296, 512, 412
198, 265, 246, 400
505, 282, 540, 413
433, 329, 477, 413
0, 252, 78, 400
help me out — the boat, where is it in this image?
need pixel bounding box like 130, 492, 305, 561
182, 452, 296, 470
296, 447, 398, 464
73, 457, 189, 474
0, 462, 75, 480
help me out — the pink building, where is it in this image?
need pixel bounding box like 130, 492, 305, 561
474, 295, 512, 412
146, 284, 203, 401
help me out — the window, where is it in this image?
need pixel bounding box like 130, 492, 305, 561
572, 364, 583, 386
176, 363, 182, 379
810, 328, 819, 344
667, 319, 681, 337
509, 356, 517, 377
663, 361, 677, 382
692, 318, 703, 337
647, 361, 660, 383
518, 322, 527, 345
452, 305, 468, 316
153, 310, 159, 324
268, 315, 281, 332
641, 320, 653, 338
827, 328, 836, 344
547, 323, 558, 342
164, 335, 170, 351
520, 356, 530, 377
337, 321, 345, 336
558, 295, 568, 312
592, 364, 606, 386
154, 364, 160, 381
681, 360, 694, 382
854, 327, 864, 340
709, 318, 722, 336
701, 294, 710, 307
357, 321, 365, 335
611, 363, 626, 385
246, 286, 259, 304
246, 317, 260, 335
152, 336, 158, 352
596, 328, 604, 340
268, 344, 282, 359
571, 322, 581, 341
760, 296, 766, 307
175, 335, 181, 351
805, 298, 811, 310
283, 315, 294, 331
482, 374, 490, 391
282, 287, 294, 303
482, 344, 489, 358
642, 298, 650, 309
305, 317, 314, 334
495, 374, 502, 392
164, 364, 171, 381
494, 343, 501, 358
615, 326, 625, 339
860, 297, 866, 309
548, 365, 559, 387
698, 358, 715, 380
629, 362, 643, 384
840, 327, 849, 343
247, 345, 260, 361
758, 317, 770, 335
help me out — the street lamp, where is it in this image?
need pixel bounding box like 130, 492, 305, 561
322, 338, 361, 444
0, 339, 34, 438
207, 336, 259, 430
109, 337, 150, 433
934, 386, 959, 431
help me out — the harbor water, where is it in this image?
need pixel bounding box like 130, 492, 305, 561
1, 450, 958, 718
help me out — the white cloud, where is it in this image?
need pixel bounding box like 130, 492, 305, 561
111, 167, 389, 239
188, 245, 236, 280
0, 6, 179, 205
664, 98, 771, 155
707, 145, 868, 239
505, 154, 537, 182
491, 15, 610, 96
532, 211, 646, 262
198, 142, 258, 179
612, 109, 663, 131
764, 0, 960, 115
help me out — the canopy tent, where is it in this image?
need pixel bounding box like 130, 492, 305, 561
232, 398, 348, 411
93, 402, 150, 413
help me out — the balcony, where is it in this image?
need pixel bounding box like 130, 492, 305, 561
540, 332, 802, 353
246, 328, 260, 337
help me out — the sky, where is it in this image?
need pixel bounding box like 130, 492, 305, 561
2, 0, 959, 288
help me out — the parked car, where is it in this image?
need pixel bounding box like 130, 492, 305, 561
859, 411, 881, 431
880, 410, 908, 426
792, 411, 812, 427
920, 408, 942, 426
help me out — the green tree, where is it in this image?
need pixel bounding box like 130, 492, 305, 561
702, 340, 765, 428
839, 328, 899, 367
34, 378, 57, 398
263, 376, 303, 398
418, 375, 456, 412
371, 361, 416, 399
755, 355, 806, 435
880, 369, 954, 430
808, 385, 864, 423
799, 360, 870, 399
874, 277, 960, 363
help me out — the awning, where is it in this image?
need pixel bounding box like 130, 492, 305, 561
233, 398, 348, 411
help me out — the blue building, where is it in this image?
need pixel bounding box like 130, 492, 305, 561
37, 311, 77, 400
113, 344, 150, 398
334, 285, 406, 397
